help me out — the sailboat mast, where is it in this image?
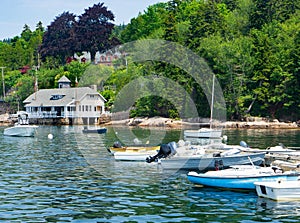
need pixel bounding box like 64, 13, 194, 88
210, 74, 215, 129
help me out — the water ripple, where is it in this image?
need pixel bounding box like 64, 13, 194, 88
0, 126, 299, 222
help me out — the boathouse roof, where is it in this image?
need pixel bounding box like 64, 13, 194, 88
23, 87, 106, 107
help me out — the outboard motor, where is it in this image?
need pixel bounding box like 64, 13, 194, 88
146, 142, 177, 163
240, 141, 249, 148
113, 141, 122, 148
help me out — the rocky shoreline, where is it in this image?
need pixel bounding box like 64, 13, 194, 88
104, 116, 300, 129
1, 113, 299, 129
0, 113, 11, 126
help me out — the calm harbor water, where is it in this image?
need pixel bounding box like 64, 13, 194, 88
0, 125, 299, 222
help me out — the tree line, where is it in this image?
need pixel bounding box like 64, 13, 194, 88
0, 0, 299, 122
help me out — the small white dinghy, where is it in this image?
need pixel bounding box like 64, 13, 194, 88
254, 178, 300, 201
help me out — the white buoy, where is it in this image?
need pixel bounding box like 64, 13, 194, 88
48, 134, 53, 139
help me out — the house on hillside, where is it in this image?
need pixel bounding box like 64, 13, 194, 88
74, 49, 123, 66
23, 76, 106, 124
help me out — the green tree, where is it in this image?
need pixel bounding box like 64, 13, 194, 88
187, 0, 226, 50
251, 21, 296, 118
250, 0, 300, 29
21, 24, 32, 42
15, 75, 35, 102
120, 3, 167, 43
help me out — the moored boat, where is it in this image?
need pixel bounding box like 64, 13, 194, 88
146, 141, 266, 171
183, 75, 223, 144
184, 128, 222, 139
187, 165, 300, 190
82, 126, 107, 134
108, 141, 160, 161
254, 179, 300, 201
183, 128, 223, 145
3, 111, 38, 137
113, 150, 159, 161
108, 144, 160, 155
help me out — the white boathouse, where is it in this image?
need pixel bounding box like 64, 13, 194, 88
23, 76, 106, 124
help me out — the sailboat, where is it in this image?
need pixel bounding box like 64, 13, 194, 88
184, 75, 222, 143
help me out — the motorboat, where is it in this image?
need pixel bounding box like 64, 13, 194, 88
146, 141, 266, 171
108, 141, 160, 154
3, 111, 38, 137
109, 141, 160, 161
82, 126, 107, 134
254, 178, 300, 200
113, 150, 159, 161
266, 143, 300, 156
187, 165, 300, 190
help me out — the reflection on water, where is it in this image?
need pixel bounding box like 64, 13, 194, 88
256, 197, 300, 219
0, 125, 299, 222
224, 128, 300, 149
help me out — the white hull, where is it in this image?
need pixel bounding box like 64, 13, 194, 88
184, 128, 222, 139
160, 152, 265, 171
4, 125, 38, 137
255, 179, 300, 201
114, 150, 158, 161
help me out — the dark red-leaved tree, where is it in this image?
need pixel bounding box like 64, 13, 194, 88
39, 11, 76, 63
75, 3, 116, 63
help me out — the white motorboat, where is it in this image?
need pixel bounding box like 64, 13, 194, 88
254, 178, 300, 201
146, 141, 266, 171
266, 143, 300, 156
3, 111, 38, 137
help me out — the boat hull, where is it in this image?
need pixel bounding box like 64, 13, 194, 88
188, 172, 300, 190
184, 128, 223, 144
114, 150, 158, 161
160, 152, 265, 172
184, 128, 222, 139
4, 125, 38, 137
108, 146, 160, 155
255, 180, 300, 200
82, 128, 107, 134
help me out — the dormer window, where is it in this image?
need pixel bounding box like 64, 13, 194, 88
50, 94, 65, 100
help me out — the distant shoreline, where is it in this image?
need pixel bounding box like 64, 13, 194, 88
1, 113, 299, 129
104, 117, 300, 129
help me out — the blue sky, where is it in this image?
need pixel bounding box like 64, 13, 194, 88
0, 0, 168, 40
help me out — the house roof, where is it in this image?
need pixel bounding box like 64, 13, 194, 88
23, 87, 106, 107
58, 75, 71, 83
